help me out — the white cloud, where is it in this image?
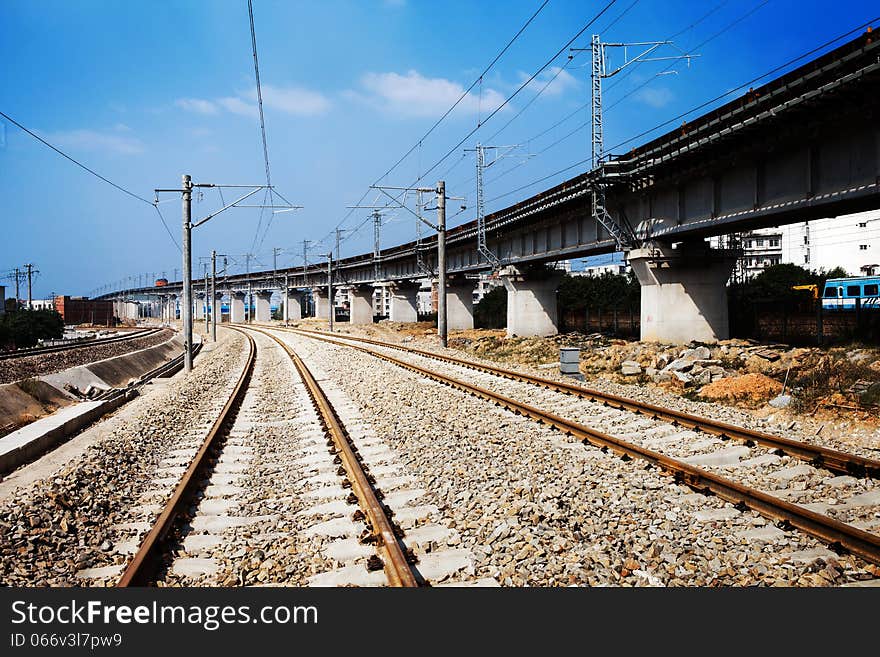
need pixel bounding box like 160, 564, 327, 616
45, 129, 144, 155
519, 66, 580, 97
175, 84, 331, 119
352, 70, 506, 118
256, 85, 331, 116
217, 96, 259, 118
635, 87, 673, 108
175, 98, 218, 114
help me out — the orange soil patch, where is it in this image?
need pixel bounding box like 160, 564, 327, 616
700, 373, 783, 405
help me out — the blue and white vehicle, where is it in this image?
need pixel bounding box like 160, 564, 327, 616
822, 276, 880, 311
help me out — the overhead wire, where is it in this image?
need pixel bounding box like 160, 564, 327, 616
247, 0, 276, 253
0, 109, 180, 250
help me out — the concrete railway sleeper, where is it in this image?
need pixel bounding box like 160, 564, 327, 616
117, 328, 256, 586
287, 328, 880, 569
245, 326, 420, 587
287, 329, 880, 480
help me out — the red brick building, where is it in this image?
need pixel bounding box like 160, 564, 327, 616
54, 296, 114, 325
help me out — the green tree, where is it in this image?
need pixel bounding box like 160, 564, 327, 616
474, 286, 506, 329
0, 309, 64, 349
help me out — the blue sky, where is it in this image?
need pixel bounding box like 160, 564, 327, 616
1, 0, 877, 298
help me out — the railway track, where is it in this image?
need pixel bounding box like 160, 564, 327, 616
281, 327, 880, 569
0, 327, 162, 361
117, 326, 423, 587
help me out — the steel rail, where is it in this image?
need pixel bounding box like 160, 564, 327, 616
288, 329, 880, 479
246, 326, 418, 587
117, 328, 256, 586
0, 328, 163, 360
291, 328, 880, 567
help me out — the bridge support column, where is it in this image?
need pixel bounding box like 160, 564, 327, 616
389, 282, 419, 323
230, 291, 246, 323
312, 287, 330, 321
501, 267, 560, 337
628, 241, 740, 344
194, 294, 205, 320
348, 285, 374, 325
446, 278, 474, 330
255, 291, 272, 322
284, 289, 303, 323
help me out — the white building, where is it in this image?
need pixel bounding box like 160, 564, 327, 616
717, 209, 879, 279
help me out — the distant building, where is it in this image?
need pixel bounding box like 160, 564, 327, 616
714, 209, 879, 280
54, 296, 114, 325
570, 263, 629, 277
30, 299, 56, 311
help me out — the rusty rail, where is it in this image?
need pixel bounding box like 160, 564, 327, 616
288, 327, 880, 567
288, 328, 880, 480
247, 326, 419, 587
117, 327, 256, 586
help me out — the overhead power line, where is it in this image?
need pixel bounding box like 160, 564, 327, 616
326, 0, 551, 247
0, 109, 181, 250
247, 0, 276, 253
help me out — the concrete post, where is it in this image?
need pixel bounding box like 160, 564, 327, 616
348, 285, 374, 325
230, 291, 246, 323
285, 289, 302, 323
255, 290, 272, 322
389, 281, 419, 323
628, 241, 740, 344
500, 267, 560, 337
312, 287, 330, 320
446, 279, 474, 331
194, 294, 205, 320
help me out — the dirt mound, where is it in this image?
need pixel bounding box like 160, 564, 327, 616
699, 373, 783, 406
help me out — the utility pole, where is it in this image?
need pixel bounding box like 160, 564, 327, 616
13, 267, 20, 310
301, 240, 311, 287
203, 261, 209, 335
155, 177, 281, 373
366, 181, 463, 348
24, 263, 34, 310
273, 247, 281, 286
182, 174, 193, 371
437, 181, 447, 348
326, 252, 334, 332
372, 211, 383, 281
571, 36, 697, 248
283, 272, 290, 325
211, 250, 218, 342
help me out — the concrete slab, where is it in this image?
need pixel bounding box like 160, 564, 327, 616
308, 564, 387, 587
403, 524, 455, 547
302, 484, 348, 500
770, 464, 816, 481
323, 538, 374, 562
301, 516, 360, 539
75, 564, 124, 580
198, 499, 239, 515
207, 473, 242, 486
306, 472, 342, 487
298, 500, 352, 517
112, 539, 141, 555
373, 475, 418, 491
183, 534, 224, 553
110, 521, 151, 532
393, 505, 439, 527
842, 490, 880, 507
412, 548, 472, 582
204, 484, 246, 498
737, 525, 786, 542
788, 547, 838, 565
840, 579, 880, 587
190, 514, 277, 533
172, 557, 220, 577
824, 475, 859, 487
682, 446, 751, 467
738, 454, 782, 468
692, 508, 741, 522
382, 488, 425, 508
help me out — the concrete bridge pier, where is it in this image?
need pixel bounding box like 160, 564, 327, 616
255, 290, 272, 322
230, 291, 246, 323
284, 289, 303, 323
446, 277, 475, 330
312, 287, 330, 321
388, 281, 419, 323
501, 267, 561, 337
628, 241, 741, 344
194, 293, 205, 320
348, 285, 374, 325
